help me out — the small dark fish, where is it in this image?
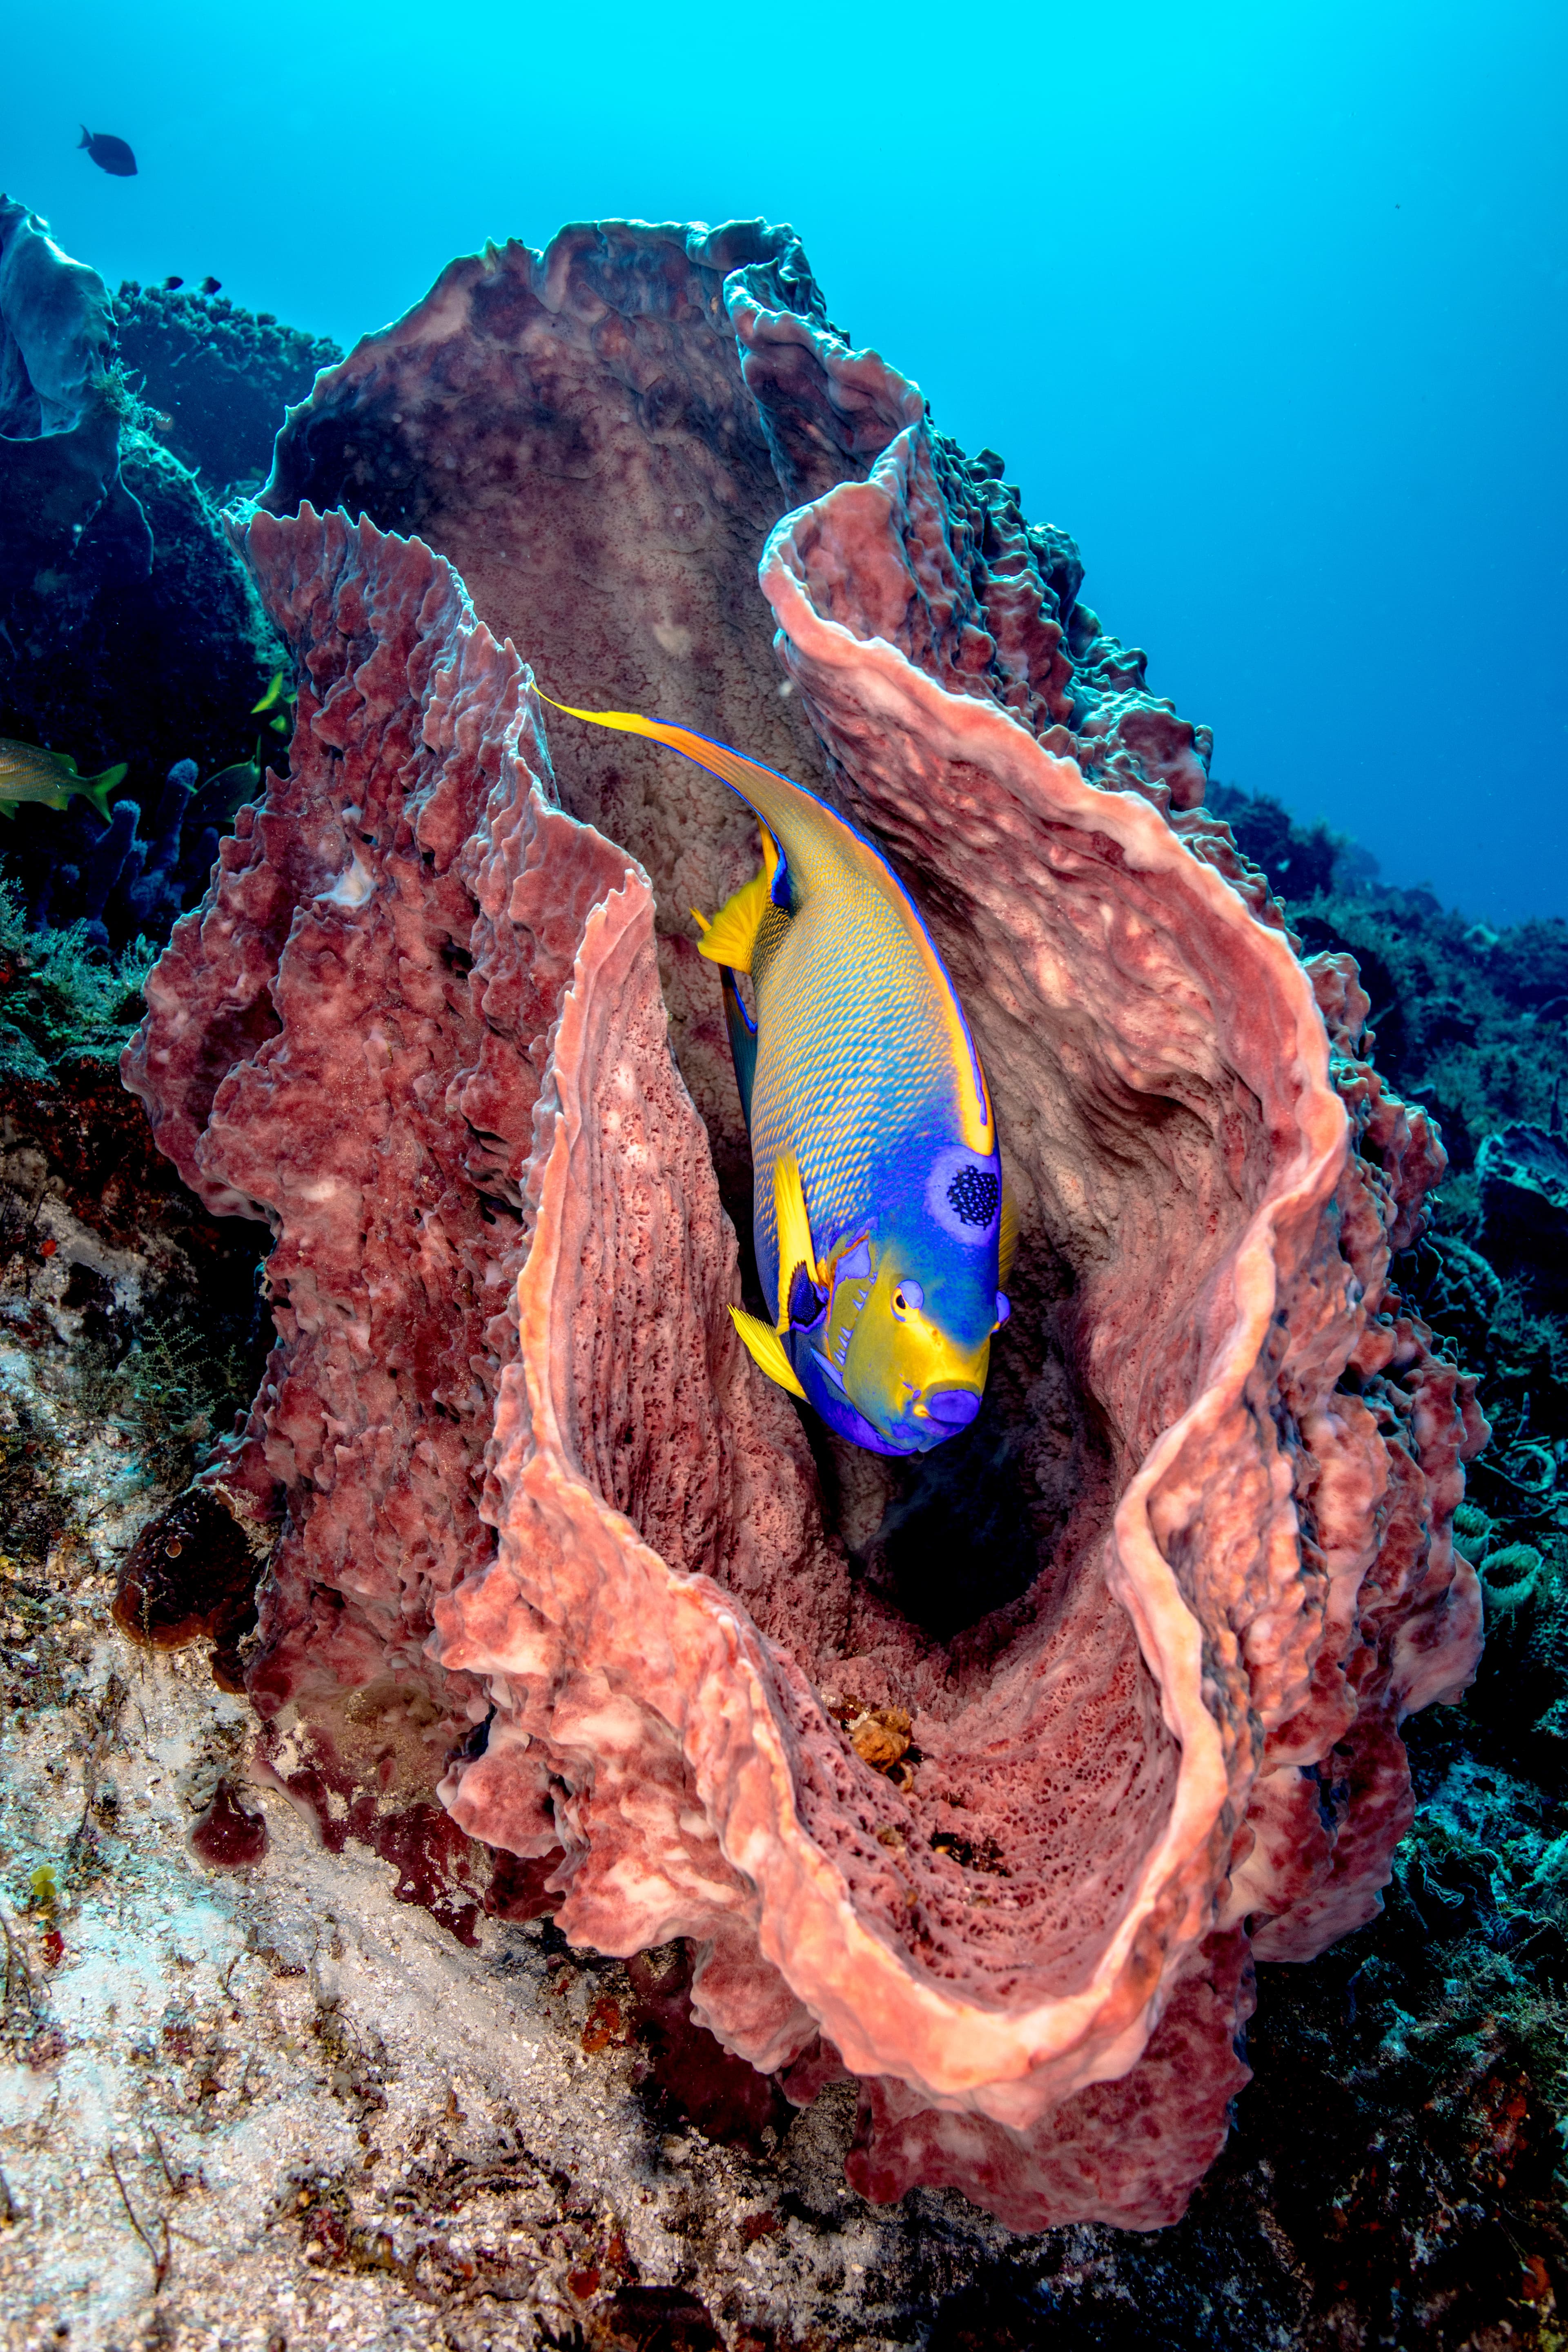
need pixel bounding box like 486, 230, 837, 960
163, 274, 183, 290
199, 276, 221, 295
78, 126, 137, 178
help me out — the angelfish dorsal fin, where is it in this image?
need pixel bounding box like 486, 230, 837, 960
729, 1307, 807, 1401
692, 827, 783, 975
773, 1150, 822, 1336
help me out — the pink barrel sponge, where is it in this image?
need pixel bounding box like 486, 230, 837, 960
432, 434, 1483, 2227
122, 258, 1484, 2228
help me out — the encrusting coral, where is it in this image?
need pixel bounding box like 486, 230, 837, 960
112, 278, 340, 501
120, 220, 1486, 2233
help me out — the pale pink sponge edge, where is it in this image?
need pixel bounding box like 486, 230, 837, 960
125, 454, 1483, 2229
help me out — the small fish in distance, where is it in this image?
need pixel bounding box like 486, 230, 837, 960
0, 739, 125, 822
252, 671, 294, 733
202, 755, 264, 818
78, 126, 137, 177
199, 276, 221, 294
200, 673, 298, 819
539, 691, 1014, 1458
162, 274, 183, 290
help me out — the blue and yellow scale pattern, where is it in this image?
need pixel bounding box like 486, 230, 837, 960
538, 691, 1011, 1458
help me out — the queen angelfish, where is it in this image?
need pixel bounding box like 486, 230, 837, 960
539, 693, 1013, 1457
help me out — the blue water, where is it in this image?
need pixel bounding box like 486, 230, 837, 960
5, 0, 1564, 924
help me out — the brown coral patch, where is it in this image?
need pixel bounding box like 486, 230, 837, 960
112, 1484, 258, 1652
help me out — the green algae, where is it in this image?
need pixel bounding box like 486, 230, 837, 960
73, 1308, 247, 1498
0, 874, 154, 1079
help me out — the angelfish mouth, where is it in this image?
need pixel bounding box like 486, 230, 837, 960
921, 1387, 981, 1429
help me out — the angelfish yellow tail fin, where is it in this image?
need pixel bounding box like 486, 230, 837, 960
729, 1306, 807, 1401
773, 1149, 822, 1336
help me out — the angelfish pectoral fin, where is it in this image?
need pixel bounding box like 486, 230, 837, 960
772, 1150, 822, 1337
729, 1307, 808, 1402
692, 903, 760, 1132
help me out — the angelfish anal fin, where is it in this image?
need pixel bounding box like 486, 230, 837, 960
773, 1150, 822, 1337
729, 1306, 808, 1402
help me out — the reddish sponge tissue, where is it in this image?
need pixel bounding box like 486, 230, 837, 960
189, 1777, 270, 1869
120, 221, 1487, 2235
123, 502, 642, 1945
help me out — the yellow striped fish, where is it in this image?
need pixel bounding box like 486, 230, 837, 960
0, 739, 125, 823
539, 692, 1013, 1457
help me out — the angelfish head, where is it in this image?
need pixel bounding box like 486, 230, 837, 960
804, 1146, 1009, 1457
838, 1262, 993, 1453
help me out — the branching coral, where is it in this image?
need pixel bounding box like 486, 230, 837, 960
121, 220, 1487, 2231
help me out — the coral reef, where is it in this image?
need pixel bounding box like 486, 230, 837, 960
0, 204, 284, 947
1477, 1122, 1568, 1313
1212, 782, 1568, 1185
1213, 778, 1568, 1548
4, 1482, 1565, 2347
0, 195, 150, 594
0, 757, 252, 956
120, 218, 1486, 2236
0, 205, 1556, 2346
122, 500, 648, 1949
0, 429, 283, 935
114, 280, 341, 499
0, 873, 154, 1076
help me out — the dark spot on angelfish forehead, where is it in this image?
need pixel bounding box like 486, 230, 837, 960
947, 1167, 1000, 1228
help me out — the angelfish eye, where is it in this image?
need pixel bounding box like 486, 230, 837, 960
892, 1281, 923, 1318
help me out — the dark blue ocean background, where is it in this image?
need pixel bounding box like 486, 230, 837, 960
5, 0, 1563, 923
